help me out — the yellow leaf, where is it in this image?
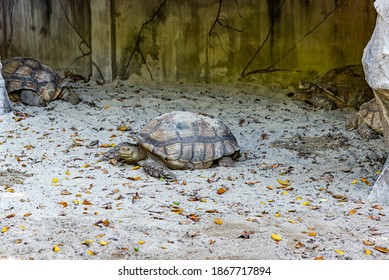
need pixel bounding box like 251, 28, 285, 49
73, 199, 81, 205
1, 226, 9, 233
302, 201, 310, 206
87, 250, 96, 256
100, 240, 109, 246
277, 179, 291, 186
5, 188, 14, 193
118, 125, 129, 131
271, 233, 282, 241
24, 212, 32, 217
138, 240, 145, 245
132, 166, 141, 170
348, 209, 357, 215
275, 213, 281, 218
281, 191, 289, 195
288, 220, 297, 224
214, 218, 223, 225
129, 176, 141, 181
365, 249, 372, 255
82, 164, 90, 168
53, 245, 61, 252
52, 178, 59, 183
268, 199, 274, 202
266, 186, 274, 190
296, 196, 302, 201
335, 249, 345, 255
351, 179, 359, 184
19, 225, 26, 229
83, 239, 94, 246
308, 231, 317, 237
65, 171, 71, 176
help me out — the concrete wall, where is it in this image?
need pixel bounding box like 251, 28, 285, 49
0, 0, 377, 86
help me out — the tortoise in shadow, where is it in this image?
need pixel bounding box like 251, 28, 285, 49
294, 65, 374, 110
1, 57, 80, 106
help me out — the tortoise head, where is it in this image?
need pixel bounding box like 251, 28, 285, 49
57, 78, 80, 105
118, 143, 147, 163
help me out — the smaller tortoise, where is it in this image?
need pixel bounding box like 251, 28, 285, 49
1, 57, 80, 106
346, 98, 383, 140
295, 65, 374, 110
105, 111, 240, 180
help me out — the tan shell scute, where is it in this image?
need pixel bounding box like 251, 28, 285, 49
359, 98, 383, 134
137, 111, 240, 168
1, 57, 64, 101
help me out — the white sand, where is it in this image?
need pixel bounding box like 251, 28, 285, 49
0, 80, 388, 260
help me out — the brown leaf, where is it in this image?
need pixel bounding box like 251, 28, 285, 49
5, 214, 15, 219
374, 246, 388, 254
372, 204, 383, 210
83, 199, 93, 205
58, 202, 68, 208
23, 212, 32, 217
188, 214, 201, 222
217, 187, 227, 195
61, 190, 72, 195
363, 240, 375, 246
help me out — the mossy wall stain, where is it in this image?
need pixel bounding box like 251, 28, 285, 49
1, 0, 377, 85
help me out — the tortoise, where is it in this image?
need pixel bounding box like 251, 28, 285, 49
346, 98, 383, 140
104, 111, 240, 180
1, 57, 80, 106
295, 65, 374, 110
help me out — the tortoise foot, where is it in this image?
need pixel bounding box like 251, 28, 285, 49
20, 90, 47, 107
218, 157, 234, 167
143, 161, 176, 181
311, 94, 336, 110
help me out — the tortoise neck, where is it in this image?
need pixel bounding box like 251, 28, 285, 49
137, 146, 148, 161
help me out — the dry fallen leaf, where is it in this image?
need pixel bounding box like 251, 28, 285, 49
360, 177, 371, 186
365, 249, 372, 255
372, 205, 383, 210
188, 214, 201, 222
82, 239, 94, 246
100, 240, 109, 246
132, 166, 141, 170
1, 226, 9, 233
374, 246, 388, 254
363, 240, 375, 246
52, 177, 59, 183
335, 249, 345, 255
217, 187, 227, 195
23, 212, 32, 217
6, 214, 15, 219
277, 179, 291, 186
271, 233, 282, 241
138, 240, 145, 245
53, 245, 61, 252
314, 256, 324, 260
214, 218, 223, 225
58, 202, 68, 208
348, 209, 357, 215
308, 232, 317, 237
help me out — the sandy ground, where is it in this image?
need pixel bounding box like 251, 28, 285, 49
0, 80, 389, 260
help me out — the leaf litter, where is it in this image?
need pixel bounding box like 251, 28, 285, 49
0, 82, 388, 260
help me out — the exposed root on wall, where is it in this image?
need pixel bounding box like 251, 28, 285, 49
240, 0, 347, 78
120, 0, 167, 80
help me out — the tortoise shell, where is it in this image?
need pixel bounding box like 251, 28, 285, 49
311, 65, 374, 108
1, 57, 66, 102
136, 111, 240, 169
357, 98, 383, 135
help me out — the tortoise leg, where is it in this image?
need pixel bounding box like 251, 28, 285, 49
311, 94, 336, 110
20, 90, 47, 107
141, 159, 177, 181
218, 157, 234, 167
357, 122, 379, 140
